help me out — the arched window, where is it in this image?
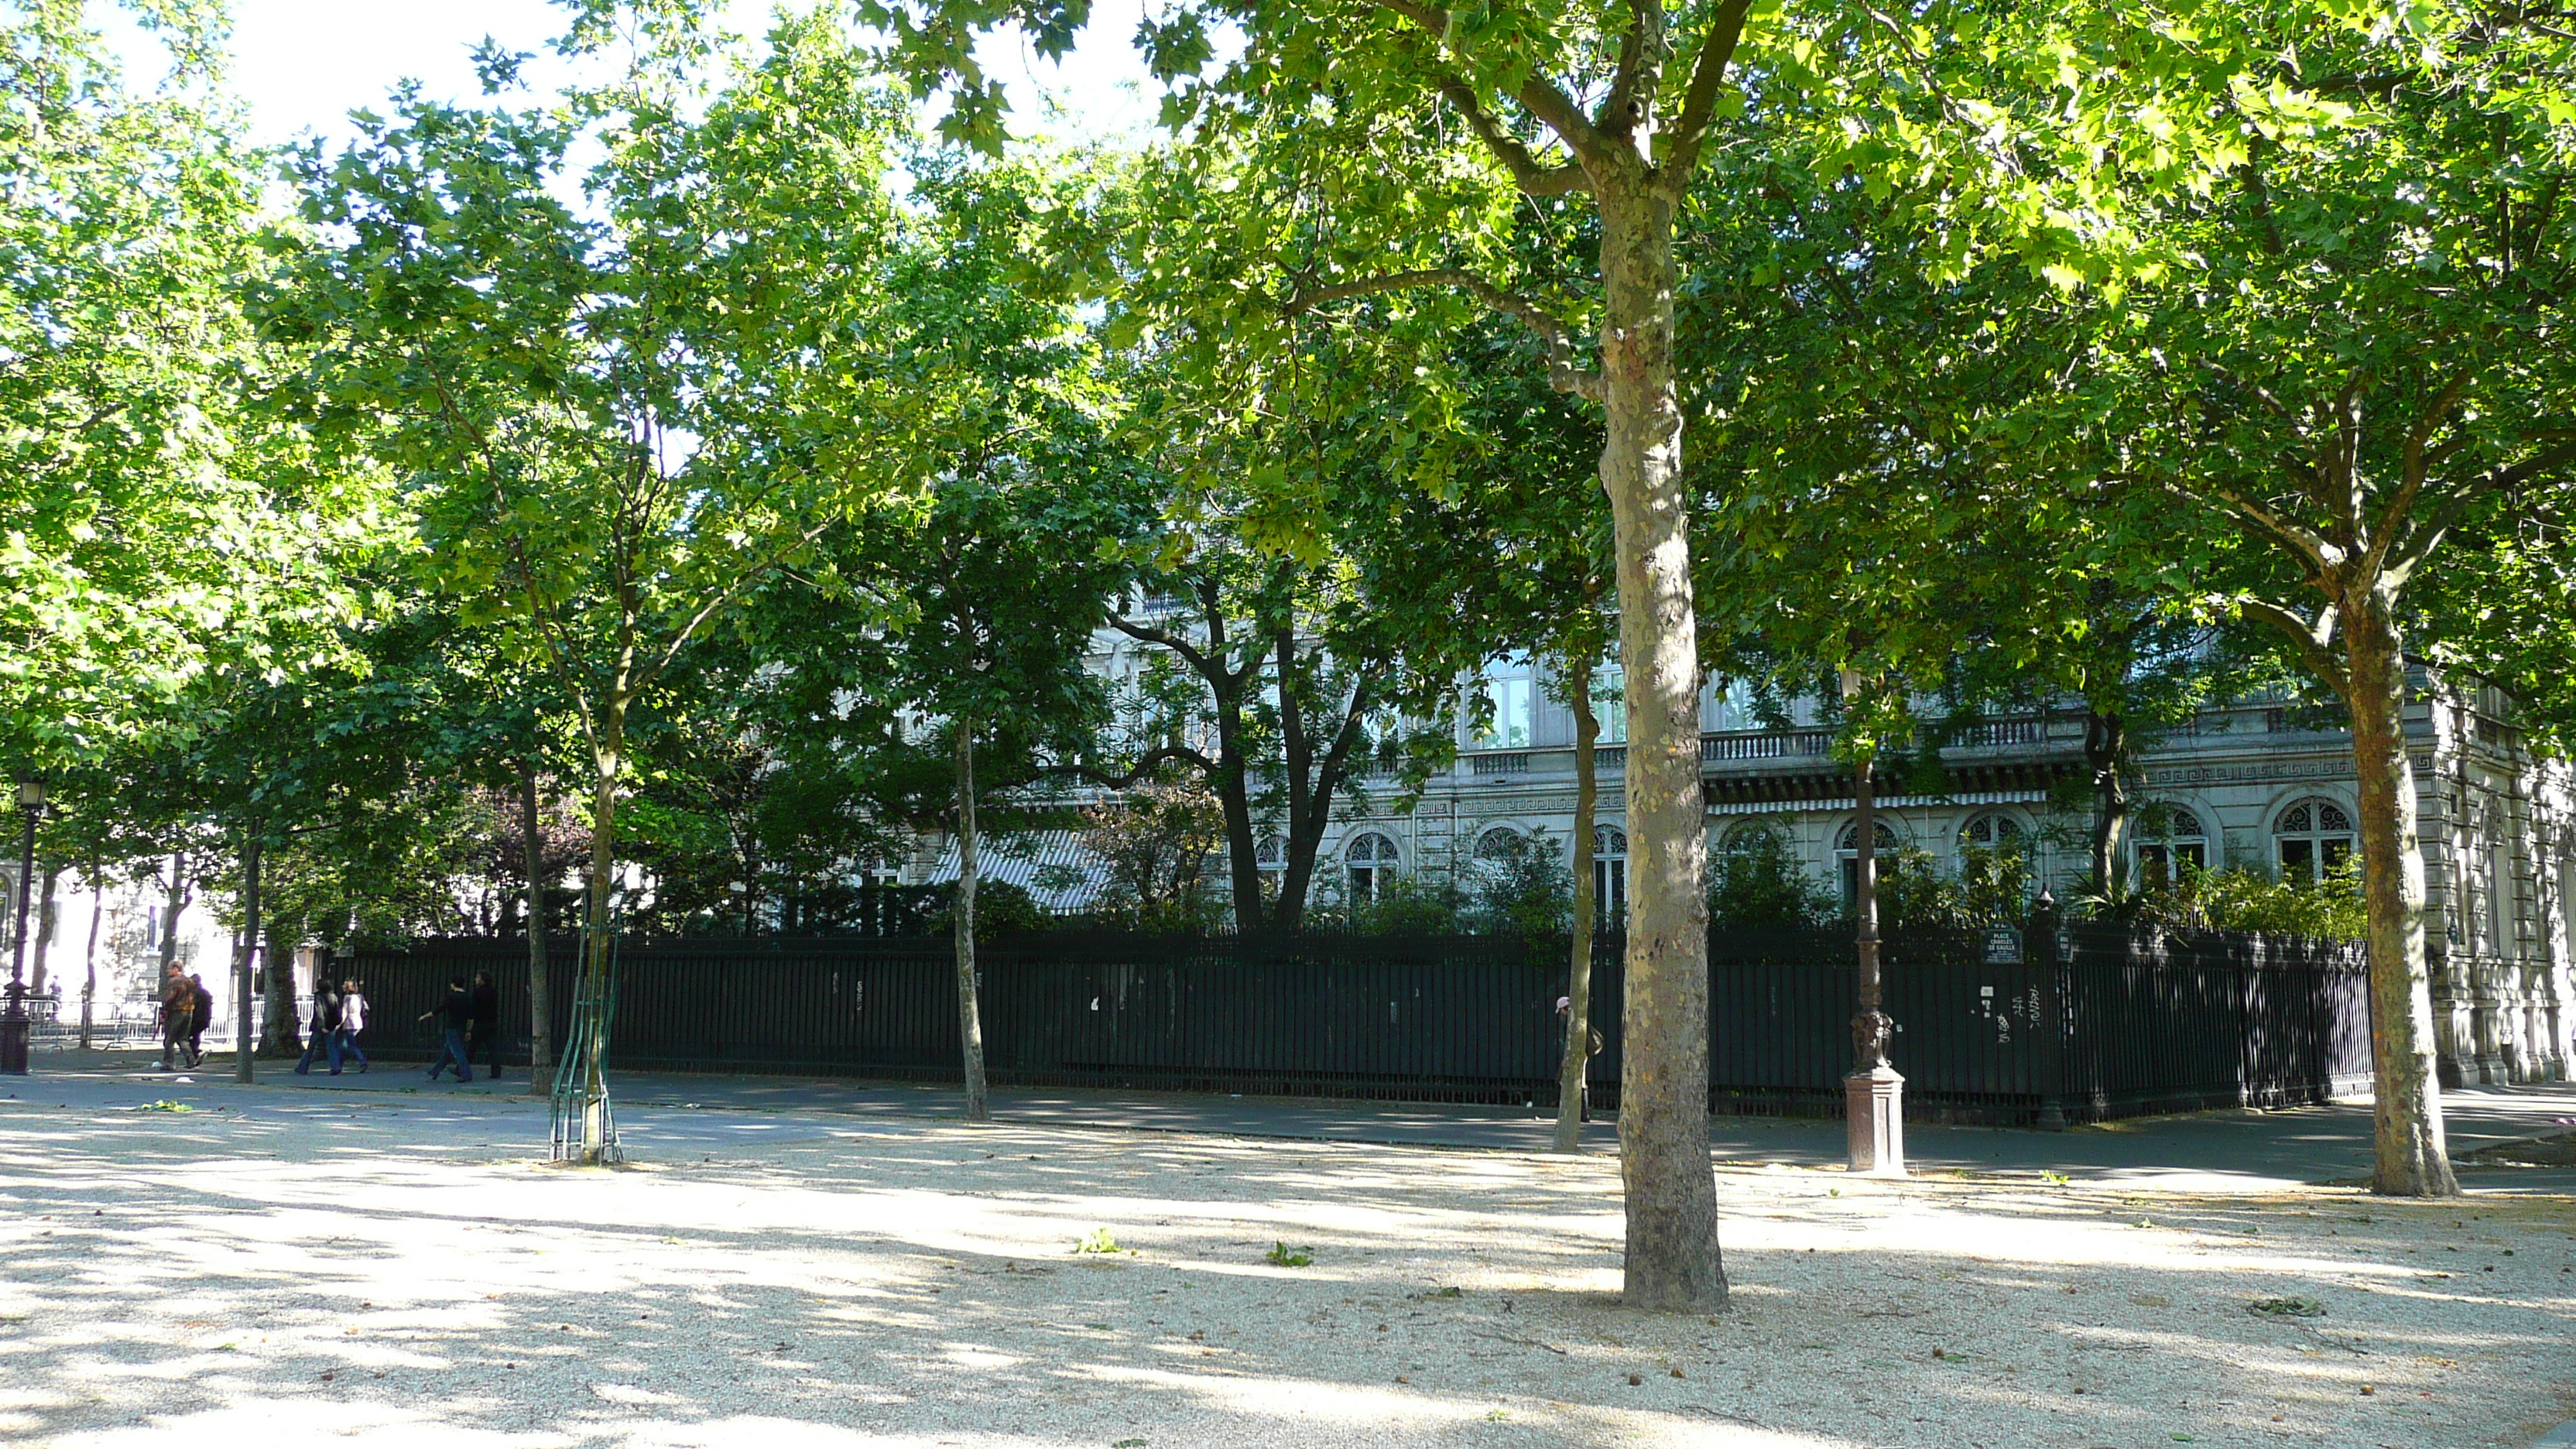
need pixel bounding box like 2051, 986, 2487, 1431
1346, 831, 1399, 904
1472, 827, 1524, 862
1594, 825, 1629, 917
2132, 805, 2208, 885
1835, 820, 1903, 912
2274, 798, 2355, 880
1255, 834, 1286, 875
1958, 812, 2026, 855
1835, 820, 1902, 853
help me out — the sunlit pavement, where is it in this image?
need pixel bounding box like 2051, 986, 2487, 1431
18, 1048, 2576, 1194
2, 1053, 2572, 1448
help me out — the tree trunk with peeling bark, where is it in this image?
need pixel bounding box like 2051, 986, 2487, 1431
2338, 591, 2456, 1195
2085, 709, 2128, 898
1556, 659, 1601, 1153
1598, 175, 1724, 1311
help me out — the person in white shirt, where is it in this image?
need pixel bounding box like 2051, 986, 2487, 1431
335, 980, 371, 1074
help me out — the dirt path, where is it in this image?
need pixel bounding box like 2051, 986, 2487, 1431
1, 1098, 2569, 1447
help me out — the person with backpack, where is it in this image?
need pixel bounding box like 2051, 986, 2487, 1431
158, 966, 196, 1070
187, 973, 214, 1067
296, 984, 344, 1075
335, 979, 370, 1074
420, 977, 474, 1082
468, 970, 502, 1082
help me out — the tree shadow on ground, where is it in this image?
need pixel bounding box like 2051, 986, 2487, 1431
2, 1102, 2570, 1449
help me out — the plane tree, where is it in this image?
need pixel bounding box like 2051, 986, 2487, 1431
259, 12, 919, 1158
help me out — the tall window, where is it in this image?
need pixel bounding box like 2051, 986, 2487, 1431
1346, 832, 1399, 904
2483, 803, 2509, 957
1835, 820, 1903, 913
2132, 805, 2208, 885
2274, 798, 2355, 880
1593, 825, 1628, 917
1590, 664, 1626, 745
1472, 653, 1533, 748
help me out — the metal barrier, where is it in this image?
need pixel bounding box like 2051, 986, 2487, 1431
339, 923, 2369, 1126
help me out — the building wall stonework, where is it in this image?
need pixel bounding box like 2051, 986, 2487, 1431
1317, 666, 2575, 1089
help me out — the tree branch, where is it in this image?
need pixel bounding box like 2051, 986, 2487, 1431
2236, 596, 2341, 682
1434, 76, 1591, 196
1281, 267, 1602, 400
1656, 0, 1759, 187
1108, 612, 1214, 677
1368, 0, 1609, 167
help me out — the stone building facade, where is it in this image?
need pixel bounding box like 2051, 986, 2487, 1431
1317, 657, 2576, 1089
916, 611, 2573, 1091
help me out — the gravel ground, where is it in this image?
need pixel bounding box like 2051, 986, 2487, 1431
0, 1093, 2570, 1449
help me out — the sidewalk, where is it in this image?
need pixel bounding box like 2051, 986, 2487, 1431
19, 1045, 2576, 1193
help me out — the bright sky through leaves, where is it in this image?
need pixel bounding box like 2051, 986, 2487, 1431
98, 0, 1163, 150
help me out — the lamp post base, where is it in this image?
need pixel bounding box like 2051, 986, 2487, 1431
0, 1014, 28, 1075
1845, 1064, 1906, 1177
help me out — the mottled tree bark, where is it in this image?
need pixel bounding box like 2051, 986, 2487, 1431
2339, 594, 2457, 1196
232, 833, 260, 1084
1556, 663, 1601, 1153
2085, 709, 2128, 897
1599, 174, 1724, 1311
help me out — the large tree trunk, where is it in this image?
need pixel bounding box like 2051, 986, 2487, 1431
522, 763, 553, 1082
157, 851, 187, 977
954, 718, 990, 1122
232, 832, 260, 1084
261, 924, 297, 1056
29, 865, 57, 993
2338, 592, 2456, 1196
1210, 690, 1265, 930
78, 855, 100, 1050
1556, 653, 1601, 1153
1598, 180, 1724, 1311
2085, 708, 2128, 897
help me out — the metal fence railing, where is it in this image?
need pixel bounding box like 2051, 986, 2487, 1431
334, 921, 2370, 1126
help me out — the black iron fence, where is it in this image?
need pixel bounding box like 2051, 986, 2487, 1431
339, 919, 2369, 1126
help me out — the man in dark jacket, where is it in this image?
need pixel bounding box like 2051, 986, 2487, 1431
420, 977, 474, 1082
187, 973, 214, 1067
296, 985, 344, 1075
468, 971, 502, 1082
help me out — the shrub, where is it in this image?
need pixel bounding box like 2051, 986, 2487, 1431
1707, 824, 1834, 929
2123, 859, 2365, 940
1469, 830, 1574, 938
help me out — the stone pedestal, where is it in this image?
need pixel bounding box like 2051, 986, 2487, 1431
0, 1014, 26, 1075
1845, 1064, 1906, 1177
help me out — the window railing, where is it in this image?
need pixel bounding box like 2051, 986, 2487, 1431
1701, 729, 1832, 761
1951, 718, 2044, 748
1470, 752, 1532, 775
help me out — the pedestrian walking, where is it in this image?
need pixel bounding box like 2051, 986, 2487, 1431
420, 977, 474, 1082
335, 980, 370, 1073
158, 966, 195, 1070
187, 972, 214, 1067
468, 970, 502, 1082
296, 984, 344, 1075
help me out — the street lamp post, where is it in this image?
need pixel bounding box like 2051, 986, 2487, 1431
1841, 673, 1905, 1177
2, 778, 43, 1075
